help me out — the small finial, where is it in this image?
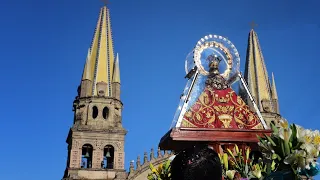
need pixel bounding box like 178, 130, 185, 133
250, 21, 258, 30
143, 152, 148, 164
150, 148, 155, 161
157, 147, 162, 158
129, 160, 134, 172
136, 155, 141, 169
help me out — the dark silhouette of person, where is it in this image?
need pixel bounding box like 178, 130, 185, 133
171, 145, 222, 180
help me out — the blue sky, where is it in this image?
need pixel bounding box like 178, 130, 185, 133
0, 0, 320, 179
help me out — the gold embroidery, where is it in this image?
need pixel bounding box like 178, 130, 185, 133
218, 114, 232, 128
248, 114, 254, 122
185, 111, 192, 118
217, 96, 229, 103
181, 120, 197, 127
237, 96, 243, 105
200, 93, 210, 105
194, 113, 202, 122
214, 105, 234, 114
181, 87, 263, 129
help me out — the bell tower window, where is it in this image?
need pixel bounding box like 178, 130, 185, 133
101, 145, 114, 169
102, 107, 109, 119
81, 144, 93, 168
92, 106, 98, 119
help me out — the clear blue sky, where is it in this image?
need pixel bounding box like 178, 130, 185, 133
0, 0, 319, 179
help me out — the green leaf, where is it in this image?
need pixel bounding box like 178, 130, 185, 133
271, 122, 278, 134
223, 153, 229, 170
290, 124, 297, 142
280, 140, 285, 157
257, 135, 263, 142
245, 164, 249, 174
271, 153, 277, 160
284, 140, 290, 156
292, 141, 303, 150
265, 134, 276, 146
227, 149, 236, 160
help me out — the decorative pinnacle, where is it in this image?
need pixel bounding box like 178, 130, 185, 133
129, 160, 134, 172
150, 148, 155, 160
157, 147, 162, 158
136, 155, 141, 168
143, 152, 148, 164
250, 21, 258, 30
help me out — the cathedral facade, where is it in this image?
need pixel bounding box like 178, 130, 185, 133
62, 5, 281, 180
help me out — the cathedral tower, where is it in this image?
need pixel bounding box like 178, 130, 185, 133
63, 5, 127, 180
241, 29, 280, 126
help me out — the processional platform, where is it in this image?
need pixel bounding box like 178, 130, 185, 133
159, 128, 272, 151
158, 34, 272, 152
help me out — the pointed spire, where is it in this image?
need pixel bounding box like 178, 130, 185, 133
244, 29, 272, 111
271, 72, 280, 114
143, 152, 148, 164
80, 5, 115, 97
271, 73, 278, 100
157, 147, 162, 158
129, 160, 134, 172
112, 53, 121, 83
136, 155, 141, 169
164, 150, 169, 156
150, 148, 155, 161
82, 48, 92, 80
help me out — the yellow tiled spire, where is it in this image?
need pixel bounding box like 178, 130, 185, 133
82, 48, 92, 81
81, 6, 115, 96
271, 72, 278, 100
244, 29, 272, 111
112, 53, 120, 83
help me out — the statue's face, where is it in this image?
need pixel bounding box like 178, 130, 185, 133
213, 61, 219, 67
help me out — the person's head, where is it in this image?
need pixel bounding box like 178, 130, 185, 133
171, 145, 222, 180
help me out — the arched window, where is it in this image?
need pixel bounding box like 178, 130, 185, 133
92, 106, 98, 119
102, 107, 109, 120
81, 144, 93, 169
101, 145, 114, 169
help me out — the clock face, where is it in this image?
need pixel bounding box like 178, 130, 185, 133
185, 34, 240, 80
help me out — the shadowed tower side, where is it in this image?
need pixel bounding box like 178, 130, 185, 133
241, 28, 280, 126
63, 5, 127, 180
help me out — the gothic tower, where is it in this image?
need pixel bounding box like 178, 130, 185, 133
63, 5, 127, 180
241, 29, 281, 126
